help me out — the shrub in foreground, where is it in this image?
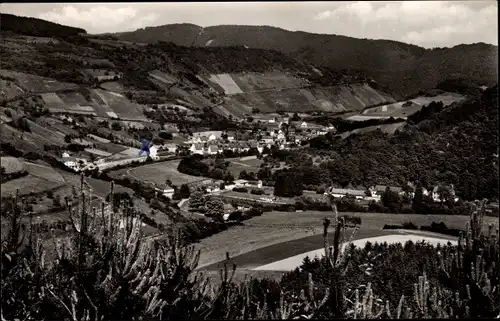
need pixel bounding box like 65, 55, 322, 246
1, 177, 498, 319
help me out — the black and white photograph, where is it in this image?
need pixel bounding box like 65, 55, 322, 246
0, 1, 498, 319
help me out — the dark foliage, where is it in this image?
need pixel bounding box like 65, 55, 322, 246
307, 87, 498, 201
0, 14, 87, 37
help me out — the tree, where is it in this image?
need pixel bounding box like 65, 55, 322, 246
179, 184, 191, 199
291, 113, 301, 121
111, 122, 122, 131
437, 184, 454, 204
189, 191, 206, 212
251, 107, 261, 114
64, 135, 72, 143
412, 184, 425, 213
204, 197, 224, 221
381, 187, 402, 212
165, 179, 173, 187
274, 172, 303, 197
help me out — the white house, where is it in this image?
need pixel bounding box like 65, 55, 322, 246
189, 143, 204, 155
149, 145, 159, 160
163, 188, 175, 199
164, 143, 177, 154
234, 179, 249, 186
227, 135, 235, 142
300, 121, 308, 129
62, 152, 71, 158
207, 144, 219, 155
64, 157, 77, 169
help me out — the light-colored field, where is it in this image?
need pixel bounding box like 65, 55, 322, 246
41, 92, 66, 106
119, 147, 141, 157
93, 89, 146, 120
361, 93, 465, 118
100, 81, 125, 92
84, 148, 112, 157
0, 156, 26, 174
340, 122, 407, 138
195, 210, 497, 269
149, 70, 178, 85
127, 160, 205, 186
346, 115, 401, 122
208, 74, 244, 95
254, 234, 457, 271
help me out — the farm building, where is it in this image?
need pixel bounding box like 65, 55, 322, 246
207, 145, 219, 155
372, 185, 403, 195
193, 131, 223, 141
326, 187, 366, 199
163, 143, 178, 154
189, 143, 204, 155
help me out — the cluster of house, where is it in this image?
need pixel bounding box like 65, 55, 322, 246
167, 120, 332, 156
326, 183, 460, 203
62, 152, 97, 172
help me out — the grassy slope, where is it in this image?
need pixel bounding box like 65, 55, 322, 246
195, 210, 498, 270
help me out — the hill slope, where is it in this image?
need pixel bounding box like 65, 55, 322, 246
1, 15, 395, 120
309, 86, 498, 201
112, 24, 498, 99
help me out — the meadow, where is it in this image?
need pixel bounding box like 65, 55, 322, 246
125, 159, 207, 186
0, 156, 26, 173
195, 210, 498, 271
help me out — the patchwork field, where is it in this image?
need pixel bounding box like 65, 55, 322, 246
0, 69, 78, 93
125, 160, 206, 186
221, 83, 395, 117
195, 211, 498, 271
0, 156, 26, 174
93, 89, 147, 121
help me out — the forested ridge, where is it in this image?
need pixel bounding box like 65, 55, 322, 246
307, 86, 498, 201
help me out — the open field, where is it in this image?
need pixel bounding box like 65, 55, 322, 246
346, 115, 401, 121
254, 233, 458, 271
84, 148, 112, 157
0, 156, 26, 174
361, 93, 465, 118
25, 162, 65, 184
149, 70, 178, 85
93, 89, 147, 120
126, 160, 206, 186
1, 175, 64, 197
340, 122, 407, 138
0, 69, 78, 92
195, 210, 498, 270
100, 81, 126, 92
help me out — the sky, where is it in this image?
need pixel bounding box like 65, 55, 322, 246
1, 1, 498, 48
